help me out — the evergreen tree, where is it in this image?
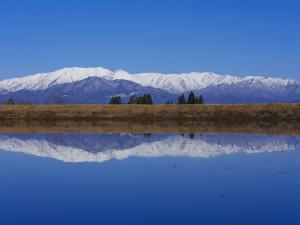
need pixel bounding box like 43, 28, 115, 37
128, 94, 153, 104
198, 95, 203, 104
7, 97, 14, 105
187, 91, 196, 104
128, 95, 136, 104
136, 96, 143, 104
109, 96, 122, 104
148, 94, 153, 104
143, 94, 153, 104
177, 94, 186, 104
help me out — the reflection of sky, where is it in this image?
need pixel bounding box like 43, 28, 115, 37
0, 132, 300, 225
0, 133, 299, 163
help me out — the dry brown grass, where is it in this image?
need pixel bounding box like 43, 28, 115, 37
0, 104, 300, 135
0, 103, 299, 122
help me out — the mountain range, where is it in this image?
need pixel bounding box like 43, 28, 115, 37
0, 67, 299, 104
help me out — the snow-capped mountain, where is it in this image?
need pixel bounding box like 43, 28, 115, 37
0, 67, 111, 93
0, 77, 178, 104
104, 70, 298, 94
0, 67, 299, 103
0, 133, 299, 163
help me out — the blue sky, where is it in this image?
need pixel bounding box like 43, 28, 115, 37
0, 0, 299, 80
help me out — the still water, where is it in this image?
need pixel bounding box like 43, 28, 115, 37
0, 133, 300, 225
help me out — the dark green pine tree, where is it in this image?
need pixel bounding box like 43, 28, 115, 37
148, 94, 153, 104
198, 95, 204, 104
136, 96, 143, 104
143, 94, 153, 104
177, 94, 186, 104
142, 95, 147, 104
187, 91, 196, 104
128, 94, 153, 104
7, 97, 14, 105
109, 96, 122, 104
128, 95, 136, 104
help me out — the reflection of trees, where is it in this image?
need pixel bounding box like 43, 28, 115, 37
189, 133, 195, 140
143, 133, 152, 138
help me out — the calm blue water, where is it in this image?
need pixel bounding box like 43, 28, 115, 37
0, 133, 300, 225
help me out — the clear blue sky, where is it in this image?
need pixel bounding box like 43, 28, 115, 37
0, 0, 299, 80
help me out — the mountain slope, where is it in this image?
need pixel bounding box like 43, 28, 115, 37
0, 67, 111, 93
0, 67, 299, 104
101, 70, 299, 94
0, 77, 178, 104
199, 79, 300, 103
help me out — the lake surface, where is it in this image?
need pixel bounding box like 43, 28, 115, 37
0, 132, 300, 225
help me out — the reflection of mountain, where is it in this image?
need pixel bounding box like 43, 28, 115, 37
0, 133, 299, 163
0, 133, 163, 153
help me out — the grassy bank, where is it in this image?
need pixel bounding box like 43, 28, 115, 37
0, 103, 299, 122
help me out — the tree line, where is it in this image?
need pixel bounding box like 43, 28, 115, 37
177, 91, 203, 104
4, 91, 204, 105
109, 94, 153, 105
109, 91, 204, 105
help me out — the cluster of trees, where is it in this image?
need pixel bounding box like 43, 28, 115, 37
110, 92, 203, 105
5, 93, 203, 105
109, 94, 153, 105
128, 94, 153, 104
0, 97, 15, 104
7, 97, 14, 105
177, 91, 203, 104
109, 96, 122, 104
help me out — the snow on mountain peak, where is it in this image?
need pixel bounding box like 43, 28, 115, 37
0, 67, 297, 95
0, 67, 111, 92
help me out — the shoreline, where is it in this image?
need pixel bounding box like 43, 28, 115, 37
0, 120, 299, 136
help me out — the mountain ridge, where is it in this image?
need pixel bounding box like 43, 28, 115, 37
0, 76, 178, 104
0, 67, 299, 104
0, 67, 297, 92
